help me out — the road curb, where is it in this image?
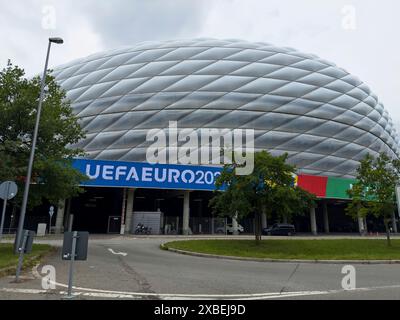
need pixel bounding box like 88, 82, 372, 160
161, 244, 400, 265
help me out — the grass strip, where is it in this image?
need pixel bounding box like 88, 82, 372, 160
163, 239, 400, 260
0, 243, 55, 277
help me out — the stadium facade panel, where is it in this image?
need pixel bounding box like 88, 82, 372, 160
52, 39, 400, 178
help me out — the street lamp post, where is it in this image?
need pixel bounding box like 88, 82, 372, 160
14, 37, 63, 253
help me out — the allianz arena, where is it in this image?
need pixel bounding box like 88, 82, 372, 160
46, 39, 400, 235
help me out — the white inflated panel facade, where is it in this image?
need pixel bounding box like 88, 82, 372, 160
52, 39, 400, 178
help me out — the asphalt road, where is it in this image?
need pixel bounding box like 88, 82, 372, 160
1, 235, 400, 300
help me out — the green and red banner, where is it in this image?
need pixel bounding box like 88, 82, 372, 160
297, 174, 356, 200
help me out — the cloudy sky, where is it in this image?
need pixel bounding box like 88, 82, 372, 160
1, 0, 399, 124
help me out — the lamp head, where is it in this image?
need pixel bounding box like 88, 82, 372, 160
49, 37, 64, 44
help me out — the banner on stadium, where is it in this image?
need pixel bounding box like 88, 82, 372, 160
73, 158, 356, 198
72, 158, 222, 191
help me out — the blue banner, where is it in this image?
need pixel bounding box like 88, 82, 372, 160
72, 159, 223, 191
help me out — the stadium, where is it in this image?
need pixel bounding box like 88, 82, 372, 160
36, 38, 400, 235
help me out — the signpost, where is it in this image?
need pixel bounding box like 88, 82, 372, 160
62, 231, 89, 298
15, 229, 35, 282
0, 181, 18, 241
48, 206, 54, 234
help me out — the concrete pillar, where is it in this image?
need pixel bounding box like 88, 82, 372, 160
182, 190, 190, 235
261, 208, 268, 229
64, 198, 73, 232
310, 207, 317, 235
261, 213, 267, 229
261, 208, 267, 229
358, 215, 365, 235
392, 212, 398, 233
120, 189, 127, 235
323, 201, 329, 233
67, 214, 74, 232
232, 212, 239, 235
55, 199, 66, 234
124, 189, 135, 234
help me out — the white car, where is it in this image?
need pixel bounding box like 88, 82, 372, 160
216, 224, 244, 234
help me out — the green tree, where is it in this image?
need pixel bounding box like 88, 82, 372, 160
346, 153, 400, 246
0, 61, 87, 209
209, 151, 316, 243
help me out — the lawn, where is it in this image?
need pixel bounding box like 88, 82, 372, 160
0, 243, 53, 271
163, 239, 400, 260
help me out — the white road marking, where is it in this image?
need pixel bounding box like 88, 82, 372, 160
107, 248, 128, 256
0, 287, 331, 299
31, 266, 335, 299
6, 275, 35, 280
3, 283, 400, 300
1, 288, 48, 294
28, 264, 400, 300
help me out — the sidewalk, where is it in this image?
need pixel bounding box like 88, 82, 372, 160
2, 232, 400, 242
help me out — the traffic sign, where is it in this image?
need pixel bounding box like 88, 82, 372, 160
49, 206, 54, 217
62, 231, 89, 261
62, 231, 89, 298
48, 205, 55, 234
0, 181, 18, 200
0, 181, 18, 241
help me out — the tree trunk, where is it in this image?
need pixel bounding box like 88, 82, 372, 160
254, 214, 259, 244
254, 212, 262, 244
384, 219, 392, 247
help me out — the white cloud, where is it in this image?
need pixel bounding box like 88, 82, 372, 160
196, 0, 400, 122
0, 0, 104, 76
0, 0, 399, 124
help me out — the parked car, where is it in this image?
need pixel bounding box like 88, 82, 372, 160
262, 223, 296, 236
216, 224, 244, 234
